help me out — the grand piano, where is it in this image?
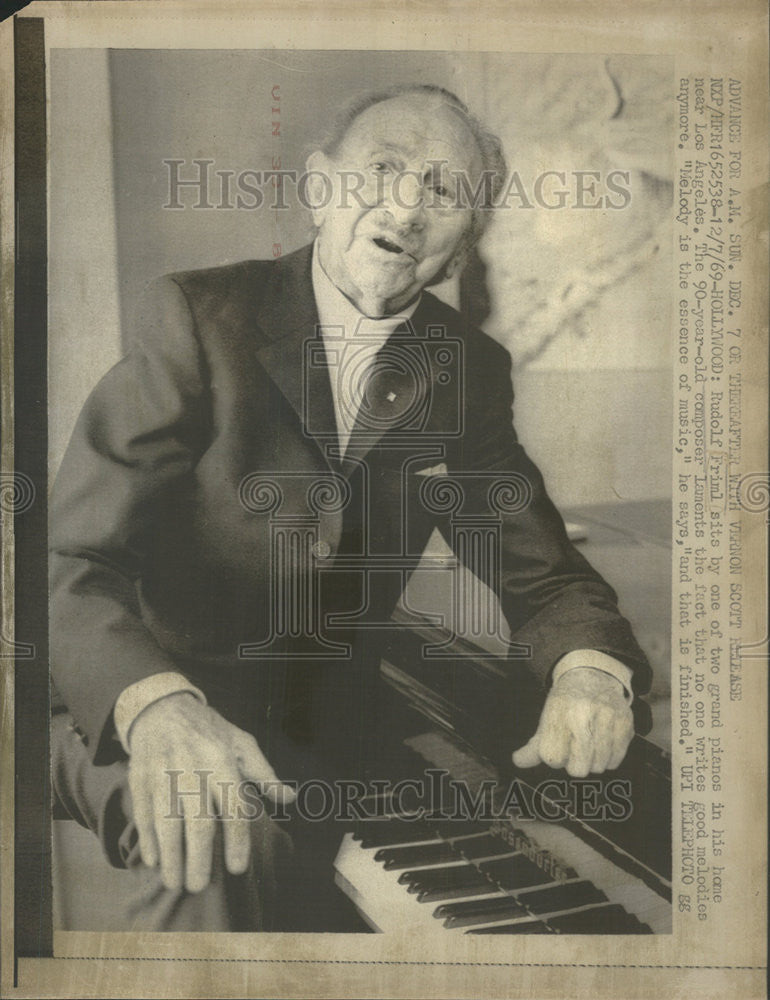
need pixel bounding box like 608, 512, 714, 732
53, 502, 672, 936
334, 501, 672, 935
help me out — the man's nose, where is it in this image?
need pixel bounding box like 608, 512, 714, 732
384, 172, 426, 227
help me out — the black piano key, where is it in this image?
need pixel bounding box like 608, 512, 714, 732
454, 834, 518, 861
360, 816, 496, 850
431, 819, 493, 840
434, 894, 528, 928
516, 880, 608, 915
398, 864, 493, 902
465, 920, 551, 934
548, 903, 645, 934
480, 853, 555, 890
375, 841, 458, 870
354, 818, 434, 848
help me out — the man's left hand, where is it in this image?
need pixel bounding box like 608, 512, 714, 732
512, 667, 634, 777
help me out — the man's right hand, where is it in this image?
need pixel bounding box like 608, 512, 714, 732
127, 692, 295, 893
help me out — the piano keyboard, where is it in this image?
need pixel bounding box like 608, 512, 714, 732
333, 613, 672, 935
334, 813, 672, 935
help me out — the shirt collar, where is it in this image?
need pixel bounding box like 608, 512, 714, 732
311, 240, 420, 340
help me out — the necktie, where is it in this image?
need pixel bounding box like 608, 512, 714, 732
338, 321, 414, 457
337, 335, 386, 457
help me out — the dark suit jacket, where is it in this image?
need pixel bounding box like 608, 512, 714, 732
50, 243, 651, 769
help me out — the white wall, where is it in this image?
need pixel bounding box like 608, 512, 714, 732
49, 49, 674, 507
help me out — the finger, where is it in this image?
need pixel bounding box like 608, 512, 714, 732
210, 767, 251, 876
590, 736, 613, 774
183, 805, 217, 894
565, 730, 593, 777
537, 718, 572, 770
175, 765, 219, 893
589, 708, 616, 774
222, 817, 251, 876
512, 734, 542, 769
154, 808, 185, 891
233, 732, 296, 803
607, 713, 635, 770
128, 771, 159, 869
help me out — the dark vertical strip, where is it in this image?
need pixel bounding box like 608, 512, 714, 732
14, 16, 52, 959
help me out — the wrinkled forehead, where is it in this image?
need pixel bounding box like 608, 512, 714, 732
335, 95, 483, 175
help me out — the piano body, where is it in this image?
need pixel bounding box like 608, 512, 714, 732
334, 609, 672, 936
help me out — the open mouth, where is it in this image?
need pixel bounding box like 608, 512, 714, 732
373, 236, 406, 255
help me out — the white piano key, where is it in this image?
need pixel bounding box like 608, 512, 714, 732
334, 813, 672, 935
334, 833, 518, 934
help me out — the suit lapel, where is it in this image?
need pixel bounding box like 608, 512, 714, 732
253, 244, 341, 469
253, 245, 461, 478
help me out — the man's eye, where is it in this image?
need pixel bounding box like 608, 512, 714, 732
432, 183, 451, 199
370, 161, 391, 173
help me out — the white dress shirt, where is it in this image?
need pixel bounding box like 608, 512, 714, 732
311, 243, 421, 457
113, 246, 632, 752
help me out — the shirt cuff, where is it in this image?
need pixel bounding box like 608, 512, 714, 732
551, 650, 634, 701
113, 672, 207, 753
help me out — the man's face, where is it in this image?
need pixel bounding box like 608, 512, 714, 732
308, 95, 483, 317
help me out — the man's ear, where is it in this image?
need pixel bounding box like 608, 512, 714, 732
305, 150, 333, 227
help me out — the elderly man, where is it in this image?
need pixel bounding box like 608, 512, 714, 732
50, 84, 651, 931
